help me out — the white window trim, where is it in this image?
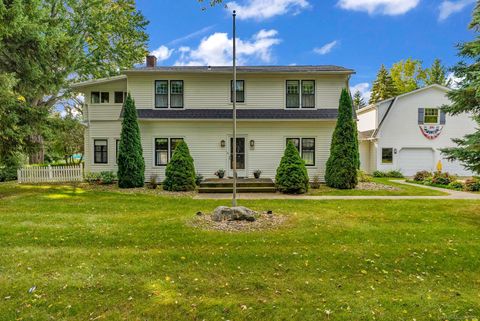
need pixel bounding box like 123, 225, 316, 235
424, 108, 439, 125
152, 136, 185, 167
285, 80, 316, 109
284, 136, 317, 167
381, 147, 394, 164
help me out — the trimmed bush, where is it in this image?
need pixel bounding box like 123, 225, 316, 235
118, 93, 145, 188
431, 172, 454, 185
100, 171, 116, 185
85, 172, 101, 184
448, 181, 464, 190
195, 173, 204, 185
414, 170, 432, 182
373, 170, 386, 178
276, 141, 309, 194
163, 141, 196, 191
357, 170, 372, 182
325, 89, 359, 189
464, 178, 480, 192
386, 170, 404, 178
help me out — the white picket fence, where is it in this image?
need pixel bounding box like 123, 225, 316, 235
17, 165, 84, 183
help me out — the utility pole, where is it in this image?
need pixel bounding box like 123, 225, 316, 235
232, 10, 237, 207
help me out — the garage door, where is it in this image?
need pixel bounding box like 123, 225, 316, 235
398, 148, 434, 176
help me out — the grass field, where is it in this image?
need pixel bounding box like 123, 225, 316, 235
307, 177, 448, 196
0, 182, 479, 320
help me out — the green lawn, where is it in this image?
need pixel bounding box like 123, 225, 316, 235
308, 177, 448, 196
0, 182, 479, 320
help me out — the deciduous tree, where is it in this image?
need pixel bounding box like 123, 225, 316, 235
390, 58, 426, 94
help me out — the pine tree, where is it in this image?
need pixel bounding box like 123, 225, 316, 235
353, 90, 366, 109
163, 141, 196, 191
325, 88, 359, 189
275, 141, 309, 194
117, 94, 145, 188
441, 3, 480, 174
369, 65, 397, 104
425, 58, 450, 86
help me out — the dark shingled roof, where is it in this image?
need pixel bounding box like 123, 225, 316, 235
135, 109, 338, 120
125, 65, 354, 74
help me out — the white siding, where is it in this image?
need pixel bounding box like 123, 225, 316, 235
372, 87, 476, 176
127, 73, 346, 110
85, 120, 335, 181
82, 80, 127, 121
357, 108, 377, 132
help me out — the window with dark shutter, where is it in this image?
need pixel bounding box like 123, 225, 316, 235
418, 108, 425, 124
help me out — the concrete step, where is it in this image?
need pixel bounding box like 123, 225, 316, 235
198, 186, 277, 193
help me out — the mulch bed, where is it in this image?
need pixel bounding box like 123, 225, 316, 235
355, 182, 400, 191
188, 212, 288, 232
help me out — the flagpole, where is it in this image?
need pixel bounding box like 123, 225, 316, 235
232, 10, 237, 207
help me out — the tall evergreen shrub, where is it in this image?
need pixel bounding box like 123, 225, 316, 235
117, 93, 145, 188
325, 88, 359, 189
163, 141, 196, 191
275, 141, 309, 194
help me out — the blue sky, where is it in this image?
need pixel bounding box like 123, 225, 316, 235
136, 0, 476, 100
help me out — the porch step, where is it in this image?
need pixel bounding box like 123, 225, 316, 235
198, 178, 276, 193
198, 186, 277, 193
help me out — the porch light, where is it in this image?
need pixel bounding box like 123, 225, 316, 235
250, 140, 255, 148
221, 139, 226, 148
394, 148, 398, 154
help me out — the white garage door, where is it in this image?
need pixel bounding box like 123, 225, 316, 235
399, 148, 434, 176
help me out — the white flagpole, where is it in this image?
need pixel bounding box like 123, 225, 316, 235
232, 10, 237, 207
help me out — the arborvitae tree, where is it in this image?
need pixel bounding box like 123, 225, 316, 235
163, 141, 196, 191
426, 58, 450, 86
369, 65, 397, 104
441, 3, 480, 175
390, 58, 426, 94
117, 94, 145, 188
275, 141, 309, 194
325, 88, 359, 189
353, 90, 366, 109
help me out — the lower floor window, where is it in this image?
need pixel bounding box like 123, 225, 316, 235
382, 148, 393, 164
155, 137, 184, 166
94, 139, 108, 164
286, 138, 315, 166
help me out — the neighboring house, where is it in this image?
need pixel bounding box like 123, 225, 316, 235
72, 56, 354, 181
357, 84, 476, 176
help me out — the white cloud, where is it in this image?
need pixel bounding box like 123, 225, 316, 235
351, 82, 371, 103
150, 45, 174, 62
226, 0, 310, 20
175, 29, 281, 66
446, 72, 463, 89
314, 41, 339, 55
337, 0, 420, 15
438, 0, 476, 21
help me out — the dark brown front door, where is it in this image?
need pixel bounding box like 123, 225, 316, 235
230, 137, 245, 170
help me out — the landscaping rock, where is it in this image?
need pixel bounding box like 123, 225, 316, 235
212, 206, 257, 222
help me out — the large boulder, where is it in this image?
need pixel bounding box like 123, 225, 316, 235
212, 206, 257, 222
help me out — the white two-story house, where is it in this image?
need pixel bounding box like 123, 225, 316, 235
72, 56, 354, 182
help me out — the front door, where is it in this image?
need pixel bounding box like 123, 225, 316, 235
229, 137, 246, 178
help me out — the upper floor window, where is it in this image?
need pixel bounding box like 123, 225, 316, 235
286, 138, 315, 166
91, 92, 109, 104
114, 91, 127, 104
424, 108, 439, 124
170, 80, 184, 108
155, 137, 184, 166
94, 139, 108, 164
155, 80, 168, 108
231, 80, 245, 103
155, 80, 184, 108
286, 80, 315, 108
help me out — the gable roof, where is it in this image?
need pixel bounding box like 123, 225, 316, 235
358, 84, 451, 140
124, 65, 355, 74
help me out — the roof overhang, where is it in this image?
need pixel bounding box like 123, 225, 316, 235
71, 75, 127, 89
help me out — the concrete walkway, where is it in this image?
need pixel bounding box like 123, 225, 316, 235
194, 180, 480, 200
